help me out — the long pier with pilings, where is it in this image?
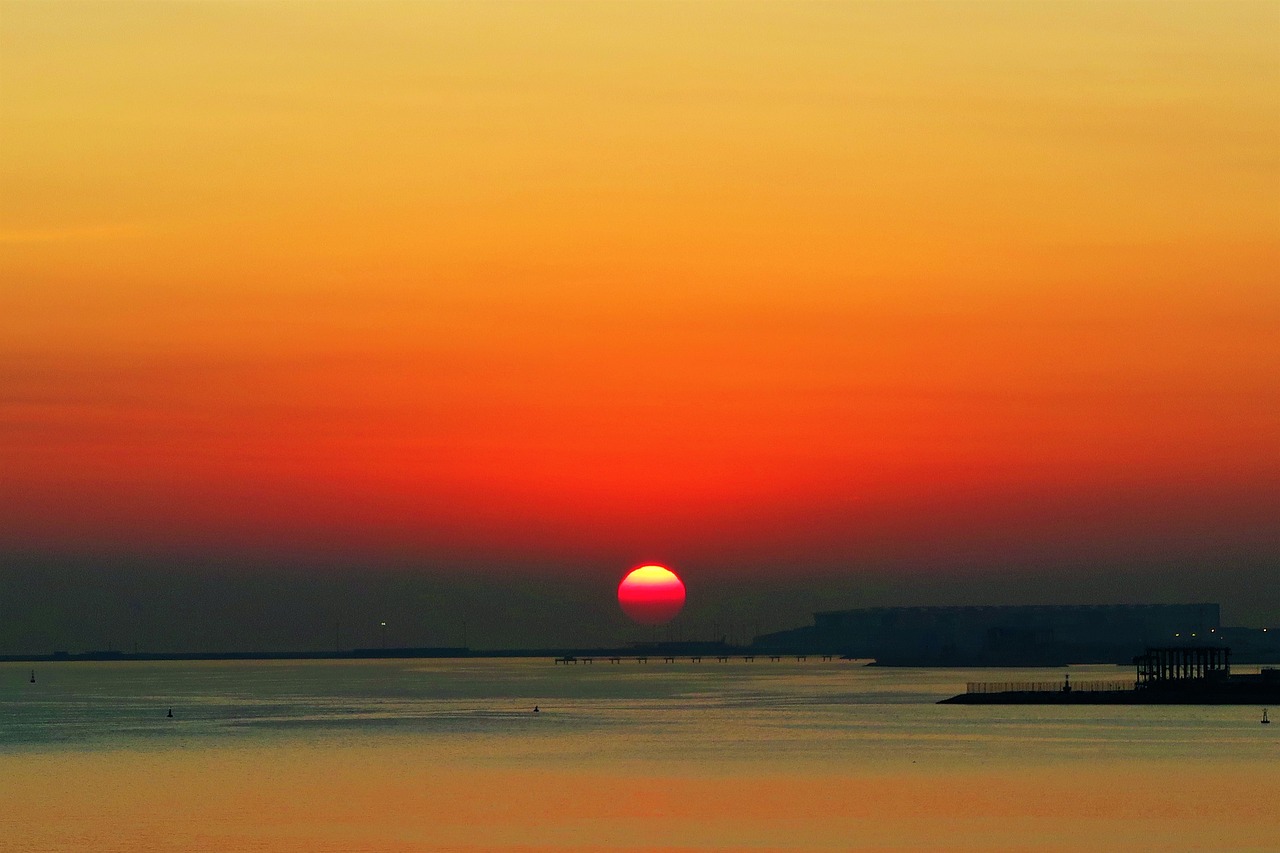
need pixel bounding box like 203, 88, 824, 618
554, 653, 835, 664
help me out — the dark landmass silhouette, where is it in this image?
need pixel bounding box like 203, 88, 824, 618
941, 647, 1280, 704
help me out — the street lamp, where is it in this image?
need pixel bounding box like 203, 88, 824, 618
380, 621, 387, 650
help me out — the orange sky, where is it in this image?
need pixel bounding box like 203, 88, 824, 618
2, 2, 1277, 573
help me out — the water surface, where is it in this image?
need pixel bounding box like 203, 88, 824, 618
2, 659, 1275, 851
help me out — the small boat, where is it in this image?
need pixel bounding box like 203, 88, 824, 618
1263, 709, 1271, 725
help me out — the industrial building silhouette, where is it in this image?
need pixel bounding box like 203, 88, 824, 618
753, 603, 1234, 665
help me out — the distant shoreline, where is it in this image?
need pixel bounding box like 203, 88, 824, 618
1, 646, 740, 663
0, 640, 761, 663
2, 648, 490, 663
6, 648, 1278, 666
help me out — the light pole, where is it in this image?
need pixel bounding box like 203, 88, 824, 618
380, 621, 387, 650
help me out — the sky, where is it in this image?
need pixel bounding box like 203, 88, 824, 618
1, 1, 1277, 651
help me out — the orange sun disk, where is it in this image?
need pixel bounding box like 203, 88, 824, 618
617, 564, 686, 626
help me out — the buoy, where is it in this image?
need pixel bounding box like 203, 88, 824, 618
533, 705, 540, 713
1263, 709, 1271, 725
30, 670, 35, 684
167, 708, 173, 718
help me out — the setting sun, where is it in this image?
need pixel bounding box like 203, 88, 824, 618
617, 565, 686, 626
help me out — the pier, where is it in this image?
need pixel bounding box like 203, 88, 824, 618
964, 678, 1132, 695
553, 653, 829, 664
941, 647, 1280, 704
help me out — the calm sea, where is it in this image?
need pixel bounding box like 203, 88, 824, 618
1, 658, 1276, 852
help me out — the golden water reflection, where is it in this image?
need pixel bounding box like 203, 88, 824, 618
5, 744, 1276, 852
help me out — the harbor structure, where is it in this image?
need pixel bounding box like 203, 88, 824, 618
941, 646, 1280, 704
1135, 646, 1231, 687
